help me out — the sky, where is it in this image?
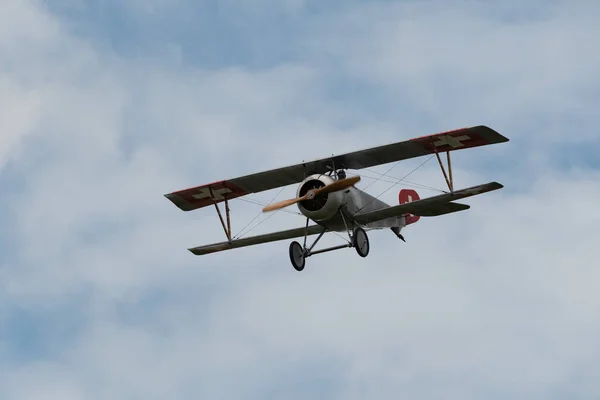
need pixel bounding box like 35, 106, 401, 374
1, 0, 600, 398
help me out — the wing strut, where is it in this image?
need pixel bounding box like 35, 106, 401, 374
435, 150, 454, 192
209, 187, 232, 242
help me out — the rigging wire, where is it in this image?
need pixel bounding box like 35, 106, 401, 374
331, 230, 351, 243
355, 155, 435, 213
359, 159, 403, 192
235, 206, 283, 239
232, 156, 439, 239
359, 169, 445, 193
233, 186, 290, 239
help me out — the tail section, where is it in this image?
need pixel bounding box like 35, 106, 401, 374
399, 189, 420, 225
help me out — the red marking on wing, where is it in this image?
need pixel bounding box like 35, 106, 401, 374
399, 189, 420, 225
410, 127, 489, 152
166, 180, 247, 211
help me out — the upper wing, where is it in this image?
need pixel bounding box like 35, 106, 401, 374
354, 182, 503, 224
189, 224, 324, 256
165, 125, 508, 211
326, 125, 508, 170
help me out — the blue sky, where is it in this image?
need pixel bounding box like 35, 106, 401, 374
1, 0, 600, 398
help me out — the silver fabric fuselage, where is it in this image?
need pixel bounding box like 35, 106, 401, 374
296, 174, 406, 233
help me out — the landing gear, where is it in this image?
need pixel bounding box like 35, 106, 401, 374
289, 241, 305, 271
353, 227, 369, 257
288, 223, 370, 271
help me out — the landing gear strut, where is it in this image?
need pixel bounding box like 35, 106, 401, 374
288, 224, 370, 271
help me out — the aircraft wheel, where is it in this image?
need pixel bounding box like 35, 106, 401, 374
289, 241, 306, 271
353, 227, 369, 258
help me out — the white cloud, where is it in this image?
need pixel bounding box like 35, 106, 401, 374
1, 0, 600, 399
302, 1, 600, 143
0, 77, 42, 166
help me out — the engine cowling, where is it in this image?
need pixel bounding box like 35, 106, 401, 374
296, 174, 344, 221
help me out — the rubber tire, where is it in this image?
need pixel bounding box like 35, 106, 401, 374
289, 241, 306, 271
353, 227, 370, 258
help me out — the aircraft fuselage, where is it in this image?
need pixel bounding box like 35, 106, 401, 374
296, 174, 406, 233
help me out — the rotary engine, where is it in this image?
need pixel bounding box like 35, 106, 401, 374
296, 174, 345, 221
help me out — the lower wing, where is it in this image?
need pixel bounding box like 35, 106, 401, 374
188, 182, 502, 256
189, 224, 323, 256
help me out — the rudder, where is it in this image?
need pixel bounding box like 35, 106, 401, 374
399, 189, 420, 225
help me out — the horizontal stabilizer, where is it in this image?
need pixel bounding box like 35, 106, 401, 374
413, 201, 471, 216
189, 225, 323, 256
354, 182, 502, 225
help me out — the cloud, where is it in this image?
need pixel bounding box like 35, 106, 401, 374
301, 0, 600, 144
1, 0, 600, 399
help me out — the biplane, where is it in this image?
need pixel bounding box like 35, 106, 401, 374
165, 125, 509, 271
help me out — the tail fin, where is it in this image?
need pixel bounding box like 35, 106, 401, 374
399, 189, 420, 225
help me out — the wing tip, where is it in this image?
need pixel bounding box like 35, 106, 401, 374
164, 193, 195, 212
409, 125, 510, 150
188, 243, 232, 256
476, 125, 510, 143
188, 246, 210, 256
163, 182, 249, 212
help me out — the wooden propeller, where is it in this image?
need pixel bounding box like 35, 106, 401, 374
262, 175, 361, 212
